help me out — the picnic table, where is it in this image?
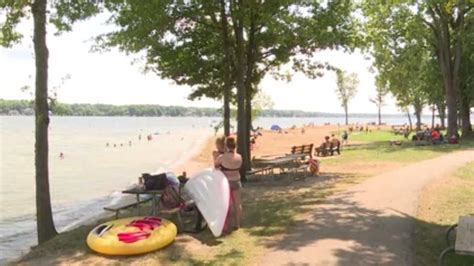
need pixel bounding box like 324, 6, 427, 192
122, 188, 163, 216
255, 153, 307, 176
438, 215, 474, 265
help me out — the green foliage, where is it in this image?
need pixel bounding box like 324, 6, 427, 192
251, 90, 274, 121
94, 1, 360, 102
335, 70, 359, 110
1, 0, 101, 47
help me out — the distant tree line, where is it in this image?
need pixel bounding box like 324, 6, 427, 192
0, 99, 408, 118
0, 99, 221, 117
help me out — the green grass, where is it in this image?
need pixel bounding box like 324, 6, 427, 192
18, 132, 474, 265
347, 130, 406, 142
324, 130, 474, 166
20, 172, 364, 265
414, 162, 474, 266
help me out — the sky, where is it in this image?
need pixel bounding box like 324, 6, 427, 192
0, 14, 403, 115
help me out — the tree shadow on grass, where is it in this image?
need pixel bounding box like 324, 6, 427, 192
257, 191, 474, 266
18, 170, 473, 266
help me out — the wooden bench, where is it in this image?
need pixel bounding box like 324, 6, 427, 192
104, 197, 152, 219
315, 142, 340, 157
438, 215, 474, 265
246, 158, 275, 181
291, 144, 314, 160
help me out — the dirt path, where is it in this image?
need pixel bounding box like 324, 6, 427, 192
258, 149, 474, 266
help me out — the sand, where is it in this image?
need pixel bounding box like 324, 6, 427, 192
173, 125, 348, 176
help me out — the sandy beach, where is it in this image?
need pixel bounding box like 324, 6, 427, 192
174, 124, 348, 176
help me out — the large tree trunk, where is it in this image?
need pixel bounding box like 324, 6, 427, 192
230, 0, 249, 178
219, 0, 232, 136
428, 4, 464, 137
378, 105, 382, 125
223, 87, 231, 136
32, 0, 58, 244
460, 91, 472, 138
245, 88, 252, 177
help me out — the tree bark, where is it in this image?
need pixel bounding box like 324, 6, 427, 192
223, 86, 231, 136
414, 100, 422, 130
428, 4, 465, 137
460, 91, 472, 137
230, 0, 249, 178
406, 109, 413, 131
431, 105, 435, 129
436, 102, 446, 129
32, 0, 58, 244
219, 0, 232, 136
242, 3, 258, 176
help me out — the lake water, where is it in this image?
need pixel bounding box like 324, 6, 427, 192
0, 114, 423, 263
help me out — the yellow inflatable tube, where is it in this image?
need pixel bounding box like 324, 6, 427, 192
87, 216, 177, 255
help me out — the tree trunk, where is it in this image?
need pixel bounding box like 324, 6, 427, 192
428, 4, 464, 137
378, 105, 382, 125
436, 103, 446, 129
344, 105, 348, 125
241, 1, 258, 177
460, 92, 472, 137
245, 87, 252, 178
230, 0, 249, 178
219, 0, 232, 136
223, 89, 231, 136
414, 102, 422, 130
406, 110, 413, 131
32, 0, 58, 244
431, 105, 435, 129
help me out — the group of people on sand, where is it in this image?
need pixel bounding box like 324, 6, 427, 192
212, 136, 243, 233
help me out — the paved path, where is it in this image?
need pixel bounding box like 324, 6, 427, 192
259, 150, 474, 266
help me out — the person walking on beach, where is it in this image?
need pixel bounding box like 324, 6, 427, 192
342, 130, 349, 145
215, 137, 243, 232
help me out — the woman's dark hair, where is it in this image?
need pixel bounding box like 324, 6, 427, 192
225, 137, 237, 151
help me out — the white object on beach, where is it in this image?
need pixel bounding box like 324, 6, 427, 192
184, 168, 230, 237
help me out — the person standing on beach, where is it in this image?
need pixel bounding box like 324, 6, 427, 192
215, 137, 243, 231
212, 136, 226, 166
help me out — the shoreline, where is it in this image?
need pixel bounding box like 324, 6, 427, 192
6, 123, 389, 264
0, 130, 214, 265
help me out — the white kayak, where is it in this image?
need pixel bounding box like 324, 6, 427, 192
184, 169, 230, 237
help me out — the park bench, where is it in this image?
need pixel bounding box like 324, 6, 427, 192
290, 144, 314, 160
246, 144, 313, 181
438, 215, 474, 266
104, 196, 152, 219
246, 158, 275, 181
315, 142, 340, 157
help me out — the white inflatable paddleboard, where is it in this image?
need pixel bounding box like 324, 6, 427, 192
184, 169, 230, 237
